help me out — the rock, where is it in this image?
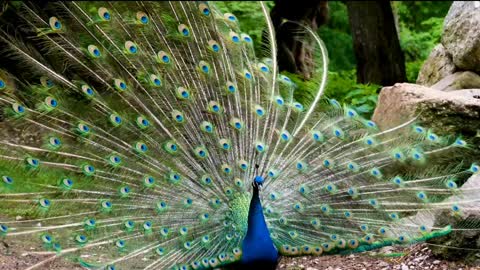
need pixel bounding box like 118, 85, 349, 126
372, 83, 480, 178
416, 44, 456, 86
372, 83, 480, 137
428, 174, 480, 264
442, 1, 480, 72
378, 261, 390, 267
401, 263, 409, 270
431, 71, 480, 91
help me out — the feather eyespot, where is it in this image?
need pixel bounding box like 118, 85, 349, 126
114, 78, 128, 91
229, 31, 240, 43
87, 45, 101, 58
124, 41, 138, 54
149, 74, 162, 87
136, 12, 149, 24
199, 4, 210, 16
98, 7, 111, 21
178, 24, 190, 37
157, 51, 171, 64
208, 40, 220, 52
49, 17, 63, 31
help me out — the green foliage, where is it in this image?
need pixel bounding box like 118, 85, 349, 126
214, 1, 274, 54
285, 70, 380, 118
213, 1, 451, 110
318, 2, 355, 72
393, 1, 452, 32
393, 1, 452, 82
399, 17, 445, 82
325, 70, 380, 117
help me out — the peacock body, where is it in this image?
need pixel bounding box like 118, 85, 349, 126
0, 1, 477, 270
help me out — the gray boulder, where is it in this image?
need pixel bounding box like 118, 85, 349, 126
372, 83, 480, 163
428, 174, 480, 264
416, 44, 456, 86
431, 71, 480, 91
442, 1, 480, 72
372, 83, 480, 134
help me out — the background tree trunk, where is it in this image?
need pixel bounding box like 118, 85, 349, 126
270, 0, 329, 79
346, 1, 407, 85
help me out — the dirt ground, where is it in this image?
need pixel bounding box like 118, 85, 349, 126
278, 244, 480, 270
1, 240, 479, 270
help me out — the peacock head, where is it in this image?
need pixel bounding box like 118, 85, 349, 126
253, 176, 264, 189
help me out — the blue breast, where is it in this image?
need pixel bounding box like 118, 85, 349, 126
241, 177, 279, 265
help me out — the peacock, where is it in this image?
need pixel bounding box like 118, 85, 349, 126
0, 1, 478, 270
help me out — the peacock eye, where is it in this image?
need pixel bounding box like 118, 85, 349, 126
470, 163, 479, 173
172, 110, 185, 123
274, 96, 284, 106
149, 74, 162, 87
238, 160, 248, 171
225, 82, 236, 93
49, 17, 63, 30
208, 40, 220, 52
280, 130, 291, 142
242, 33, 253, 43
143, 176, 155, 187
26, 157, 40, 167
87, 45, 101, 58
175, 87, 190, 100
98, 7, 111, 21
257, 63, 269, 73
230, 118, 243, 130
229, 31, 240, 43
253, 105, 265, 117
134, 142, 148, 153
243, 70, 252, 80
198, 61, 210, 74
124, 41, 138, 54
157, 51, 171, 64
42, 234, 53, 243
178, 24, 190, 37
219, 139, 231, 150
2, 175, 13, 185
194, 146, 208, 158
39, 198, 50, 208
81, 164, 95, 176
0, 78, 5, 90
136, 12, 149, 24
224, 13, 237, 22
255, 142, 266, 153
136, 116, 150, 129
81, 84, 95, 97
40, 76, 54, 88
414, 126, 425, 134
346, 109, 358, 118
200, 121, 214, 133
45, 96, 58, 108
102, 200, 112, 209
120, 186, 130, 196
114, 78, 128, 91
109, 113, 122, 126
49, 137, 62, 147
62, 178, 73, 188
222, 164, 232, 174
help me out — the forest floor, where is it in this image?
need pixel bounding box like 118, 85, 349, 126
1, 239, 479, 270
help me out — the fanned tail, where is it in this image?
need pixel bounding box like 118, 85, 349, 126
0, 2, 478, 270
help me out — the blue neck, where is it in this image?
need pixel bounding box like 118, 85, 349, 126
241, 182, 279, 265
